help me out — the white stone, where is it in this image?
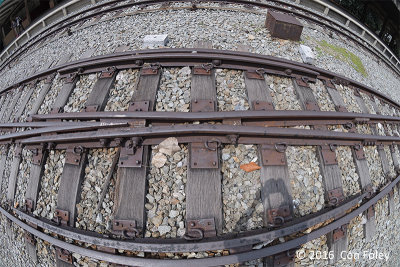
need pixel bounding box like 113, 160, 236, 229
143, 34, 169, 48
299, 44, 315, 65
158, 225, 171, 235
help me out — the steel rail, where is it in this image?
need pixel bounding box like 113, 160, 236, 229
0, 121, 128, 128
20, 124, 400, 145
0, 122, 127, 142
1, 49, 398, 112
13, 192, 366, 252
29, 110, 400, 122
1, 0, 398, 77
3, 175, 398, 266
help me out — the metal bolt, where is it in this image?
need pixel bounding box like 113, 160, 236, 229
190, 222, 195, 227
212, 161, 216, 166
136, 160, 141, 164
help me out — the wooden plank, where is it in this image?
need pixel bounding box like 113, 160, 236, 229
51, 77, 79, 113
294, 80, 346, 264
324, 87, 376, 242
115, 45, 129, 53
186, 41, 222, 234
85, 73, 117, 111
80, 48, 95, 59
326, 86, 347, 111
56, 152, 88, 227
57, 53, 72, 66
354, 93, 390, 177
29, 81, 53, 117
0, 147, 8, 194
13, 85, 36, 122
2, 88, 22, 123
6, 147, 22, 202
0, 95, 6, 117
24, 149, 48, 263
114, 70, 161, 234
0, 93, 11, 120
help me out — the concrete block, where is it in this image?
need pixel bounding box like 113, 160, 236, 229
299, 44, 315, 65
143, 34, 169, 48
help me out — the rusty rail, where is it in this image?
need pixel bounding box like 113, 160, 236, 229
1, 49, 398, 112
3, 174, 398, 266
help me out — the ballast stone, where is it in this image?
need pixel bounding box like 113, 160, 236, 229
299, 44, 315, 65
143, 34, 169, 48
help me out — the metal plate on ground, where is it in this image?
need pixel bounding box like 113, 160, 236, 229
190, 142, 219, 168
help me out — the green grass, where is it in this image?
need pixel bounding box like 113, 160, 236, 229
317, 40, 367, 77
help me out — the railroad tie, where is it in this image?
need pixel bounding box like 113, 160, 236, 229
186, 41, 222, 238
324, 81, 377, 242
293, 78, 347, 264
244, 67, 295, 266
113, 65, 161, 238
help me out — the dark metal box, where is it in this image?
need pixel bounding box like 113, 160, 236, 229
265, 11, 303, 41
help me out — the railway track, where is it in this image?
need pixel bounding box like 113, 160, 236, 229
0, 46, 400, 266
0, 0, 399, 78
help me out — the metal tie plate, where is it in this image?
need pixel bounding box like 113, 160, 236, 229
190, 141, 219, 169
56, 247, 73, 264
320, 144, 338, 165
191, 99, 215, 112
253, 100, 274, 111
260, 144, 287, 166
118, 138, 144, 168
332, 224, 348, 242
112, 219, 139, 238
184, 218, 216, 240
267, 205, 292, 226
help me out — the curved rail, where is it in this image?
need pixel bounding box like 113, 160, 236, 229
3, 174, 398, 266
0, 0, 399, 77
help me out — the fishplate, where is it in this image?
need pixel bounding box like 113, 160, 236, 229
267, 205, 292, 226
320, 144, 338, 165
327, 187, 344, 206
65, 146, 84, 165
193, 63, 213, 75
191, 99, 215, 112
54, 209, 69, 226
25, 199, 34, 213
118, 137, 143, 168
84, 105, 99, 112
100, 66, 116, 78
190, 140, 220, 169
25, 232, 36, 245
56, 247, 73, 264
260, 144, 287, 166
332, 224, 348, 242
253, 100, 274, 111
112, 219, 139, 238
184, 218, 216, 241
